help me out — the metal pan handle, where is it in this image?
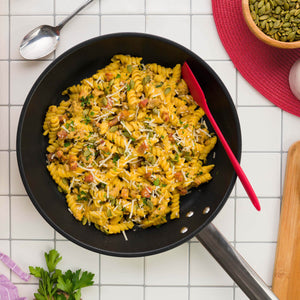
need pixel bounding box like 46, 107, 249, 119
196, 223, 279, 300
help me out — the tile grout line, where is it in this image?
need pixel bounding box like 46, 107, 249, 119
8, 0, 12, 282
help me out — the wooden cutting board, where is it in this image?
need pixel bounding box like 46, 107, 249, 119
272, 141, 300, 300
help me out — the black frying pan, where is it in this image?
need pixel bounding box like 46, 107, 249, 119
17, 33, 278, 299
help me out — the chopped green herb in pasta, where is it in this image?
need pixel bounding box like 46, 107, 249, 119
43, 55, 217, 235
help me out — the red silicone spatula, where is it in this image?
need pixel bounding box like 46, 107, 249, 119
182, 62, 261, 211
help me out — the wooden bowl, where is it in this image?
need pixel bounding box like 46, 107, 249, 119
242, 0, 300, 49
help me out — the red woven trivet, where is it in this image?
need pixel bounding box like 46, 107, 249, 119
212, 0, 300, 117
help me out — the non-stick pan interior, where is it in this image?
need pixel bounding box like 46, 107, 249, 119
17, 33, 241, 257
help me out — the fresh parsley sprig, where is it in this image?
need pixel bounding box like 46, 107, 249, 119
29, 249, 94, 300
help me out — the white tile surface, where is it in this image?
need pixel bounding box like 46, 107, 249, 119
192, 0, 212, 14
101, 0, 145, 14
145, 287, 189, 300
10, 151, 26, 194
0, 151, 9, 194
14, 284, 37, 300
236, 152, 281, 197
146, 15, 190, 49
10, 0, 53, 15
56, 240, 100, 282
10, 106, 22, 150
0, 196, 9, 238
236, 198, 280, 242
55, 15, 100, 57
235, 242, 277, 286
101, 15, 145, 35
101, 286, 143, 300
282, 110, 300, 151
192, 15, 229, 60
81, 285, 100, 299
145, 244, 189, 285
0, 0, 9, 14
237, 73, 273, 106
190, 287, 233, 300
11, 196, 54, 239
55, 0, 99, 14
0, 61, 9, 104
0, 16, 9, 59
190, 242, 233, 286
0, 106, 9, 150
10, 60, 51, 104
100, 255, 144, 284
11, 240, 54, 283
207, 60, 237, 104
212, 198, 235, 242
146, 0, 190, 14
238, 107, 282, 151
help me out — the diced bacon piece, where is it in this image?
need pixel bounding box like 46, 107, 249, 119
177, 187, 188, 195
119, 110, 130, 120
141, 187, 152, 198
139, 98, 148, 108
57, 129, 68, 139
55, 150, 63, 159
47, 153, 55, 162
174, 172, 184, 182
144, 172, 152, 181
161, 112, 170, 122
168, 133, 175, 143
108, 117, 119, 127
58, 114, 67, 124
121, 188, 129, 199
137, 141, 149, 155
84, 173, 94, 183
105, 72, 114, 81
69, 161, 78, 171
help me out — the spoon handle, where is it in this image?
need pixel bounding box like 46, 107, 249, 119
56, 0, 95, 31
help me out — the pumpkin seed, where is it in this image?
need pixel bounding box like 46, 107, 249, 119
249, 0, 300, 42
109, 126, 118, 132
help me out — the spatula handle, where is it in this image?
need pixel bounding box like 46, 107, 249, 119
205, 109, 261, 211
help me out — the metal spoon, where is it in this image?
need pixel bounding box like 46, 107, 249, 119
19, 0, 95, 60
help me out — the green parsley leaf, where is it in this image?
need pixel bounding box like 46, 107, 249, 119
45, 249, 62, 273
116, 73, 121, 79
64, 141, 71, 147
153, 178, 160, 186
112, 153, 120, 165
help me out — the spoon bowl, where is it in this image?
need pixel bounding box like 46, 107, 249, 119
19, 0, 94, 60
20, 25, 60, 60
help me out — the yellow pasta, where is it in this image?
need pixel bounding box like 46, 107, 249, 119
43, 54, 217, 235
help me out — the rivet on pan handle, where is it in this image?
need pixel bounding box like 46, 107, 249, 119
196, 223, 279, 300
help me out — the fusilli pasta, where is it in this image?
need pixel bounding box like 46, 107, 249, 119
43, 55, 217, 235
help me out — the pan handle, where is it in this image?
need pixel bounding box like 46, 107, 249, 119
196, 223, 279, 300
